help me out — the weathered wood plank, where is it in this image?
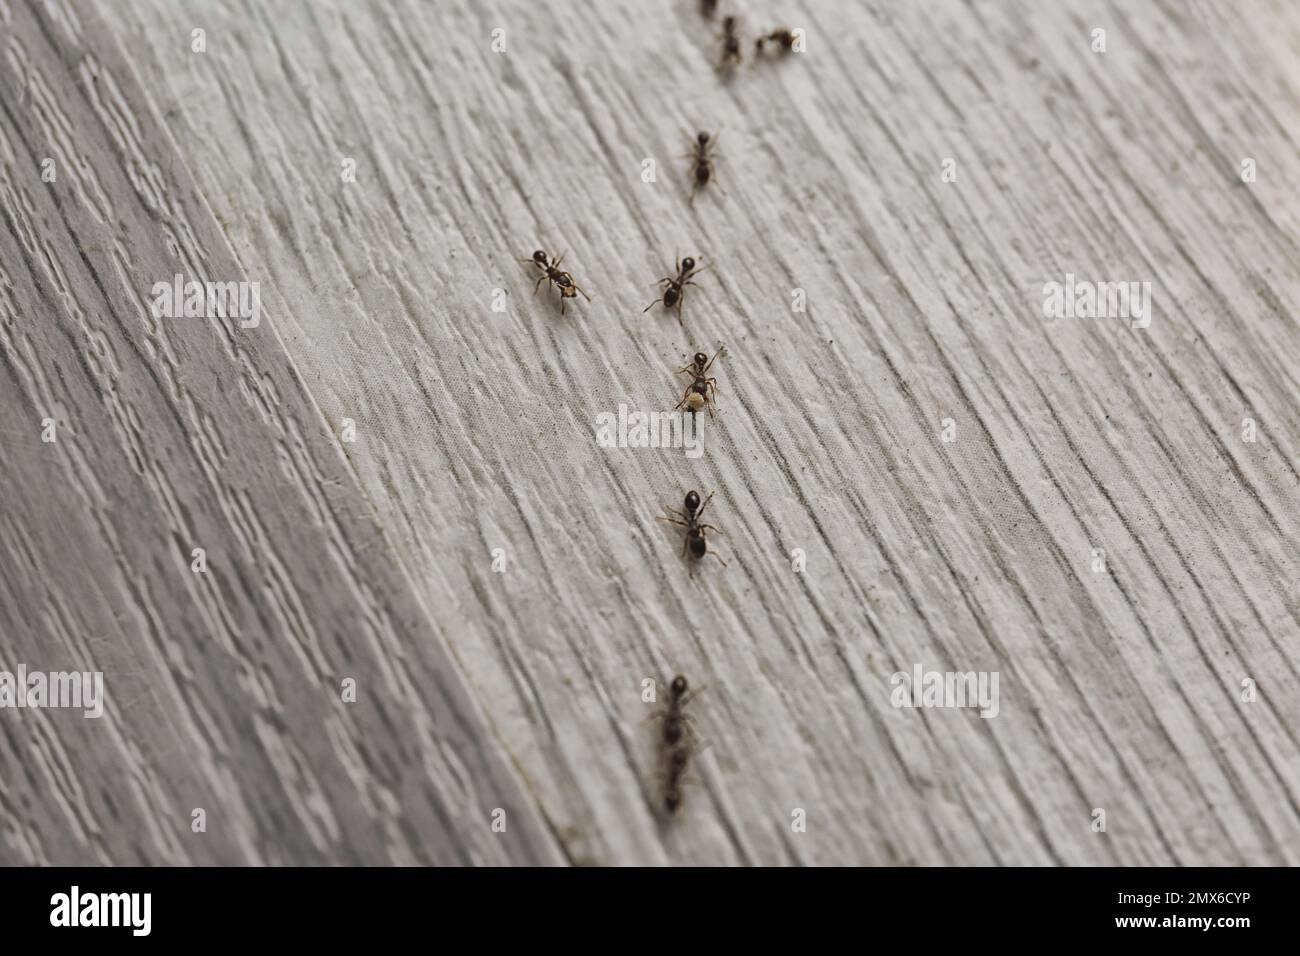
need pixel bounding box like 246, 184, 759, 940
2, 0, 1298, 865
0, 0, 561, 865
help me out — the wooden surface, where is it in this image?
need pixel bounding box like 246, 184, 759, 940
1, 0, 1298, 866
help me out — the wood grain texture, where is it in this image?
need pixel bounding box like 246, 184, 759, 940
0, 0, 560, 866
2, 0, 1299, 865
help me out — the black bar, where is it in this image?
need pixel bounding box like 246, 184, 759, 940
0, 867, 1287, 942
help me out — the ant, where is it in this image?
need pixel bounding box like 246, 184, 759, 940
521, 249, 590, 315
675, 348, 721, 418
717, 15, 743, 71
658, 490, 726, 565
657, 675, 697, 747
700, 0, 717, 18
644, 255, 708, 324
663, 746, 690, 814
756, 28, 797, 55
685, 131, 719, 204
655, 675, 698, 814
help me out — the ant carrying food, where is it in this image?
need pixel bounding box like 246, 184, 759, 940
521, 249, 590, 315
644, 255, 708, 324
756, 28, 797, 55
658, 490, 726, 565
717, 15, 743, 71
685, 131, 719, 204
675, 348, 721, 418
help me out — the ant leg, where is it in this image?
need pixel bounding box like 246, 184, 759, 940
703, 347, 723, 374
708, 551, 729, 567
695, 491, 715, 519
646, 706, 699, 727
643, 296, 663, 313
533, 273, 547, 295
572, 282, 591, 302
699, 523, 722, 534
552, 251, 567, 269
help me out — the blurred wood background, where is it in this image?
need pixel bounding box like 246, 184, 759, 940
1, 0, 1297, 865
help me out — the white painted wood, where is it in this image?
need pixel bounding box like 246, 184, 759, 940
1, 0, 1298, 864
0, 0, 561, 865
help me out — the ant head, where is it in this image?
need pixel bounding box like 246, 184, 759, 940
671, 675, 689, 697
697, 131, 710, 146
684, 490, 701, 513
689, 535, 707, 559
693, 351, 708, 367
664, 789, 681, 813
722, 16, 735, 31
532, 250, 548, 264
681, 256, 695, 272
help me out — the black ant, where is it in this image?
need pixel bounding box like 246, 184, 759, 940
521, 249, 590, 315
675, 348, 721, 418
658, 490, 726, 565
700, 0, 717, 18
644, 255, 708, 324
756, 28, 797, 55
718, 15, 743, 71
663, 746, 690, 814
655, 675, 698, 814
685, 131, 719, 204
